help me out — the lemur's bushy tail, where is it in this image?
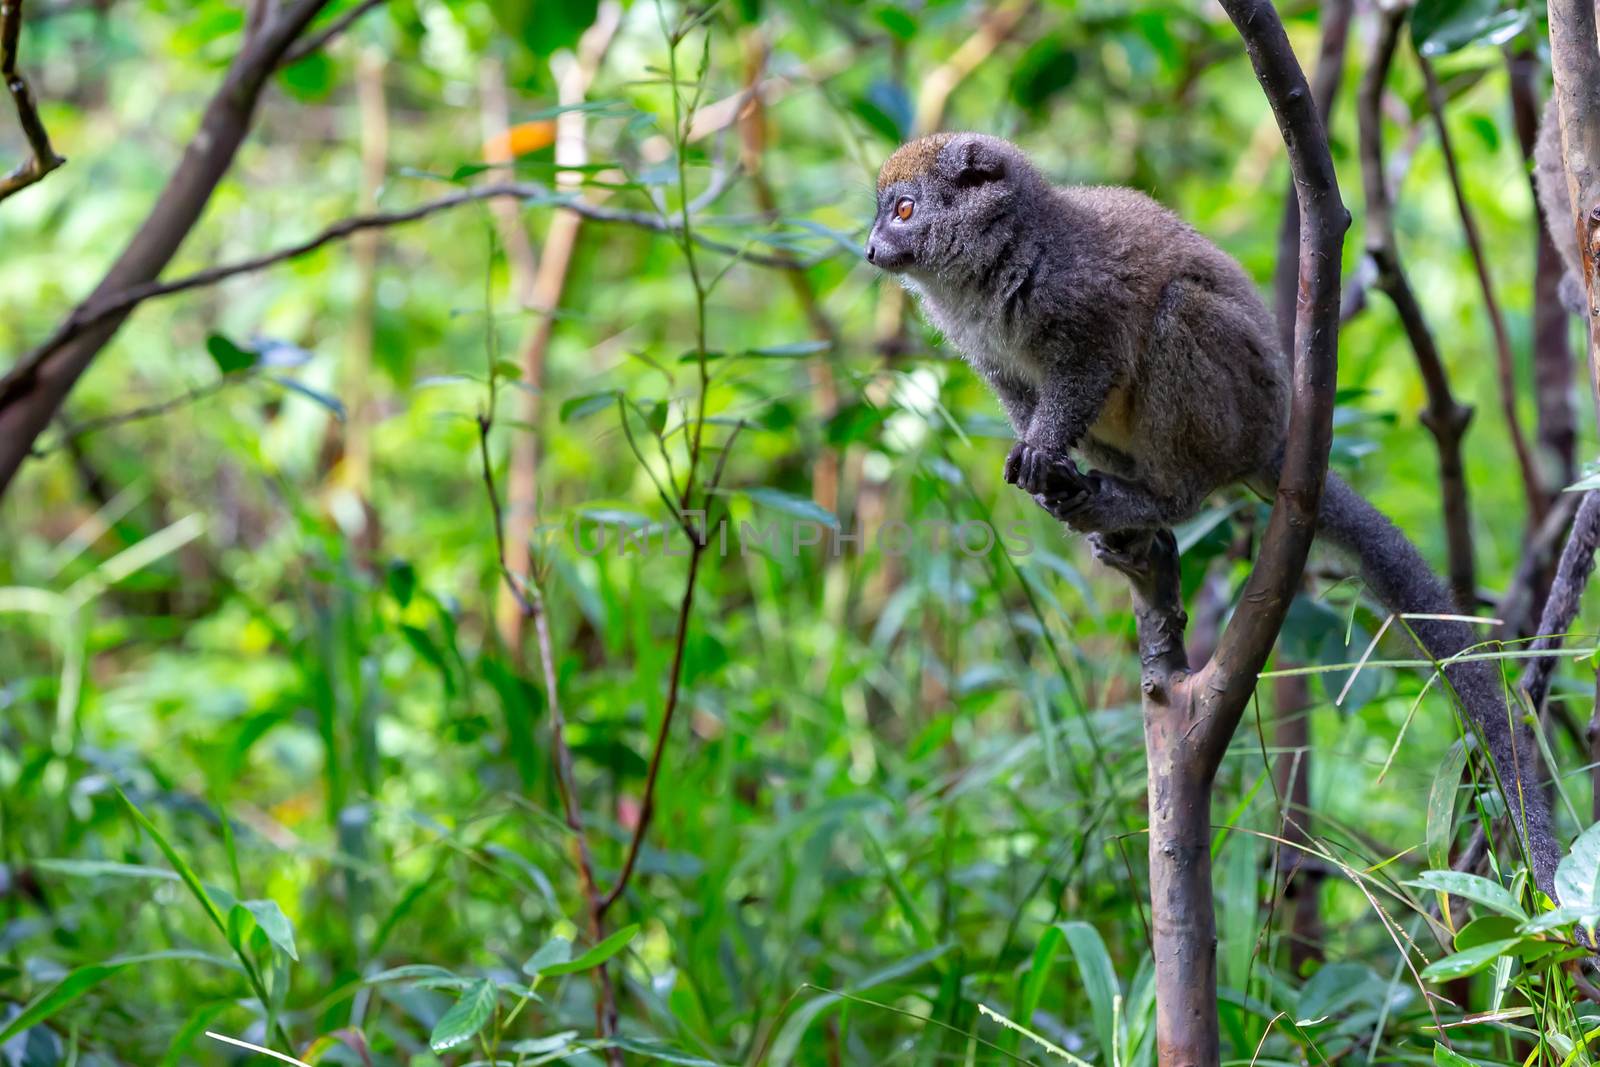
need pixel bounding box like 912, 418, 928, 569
1313, 471, 1562, 895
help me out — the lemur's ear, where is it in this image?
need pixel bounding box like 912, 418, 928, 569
941, 136, 1006, 186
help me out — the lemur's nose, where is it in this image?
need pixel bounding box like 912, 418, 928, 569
866, 242, 877, 263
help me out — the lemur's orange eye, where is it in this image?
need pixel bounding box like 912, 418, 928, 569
895, 197, 914, 221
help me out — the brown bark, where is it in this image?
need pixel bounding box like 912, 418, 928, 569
1358, 7, 1476, 610
0, 0, 334, 499
0, 0, 67, 202
1102, 3, 1346, 1060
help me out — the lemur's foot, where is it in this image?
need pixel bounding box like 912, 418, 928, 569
1086, 530, 1154, 575
1004, 442, 1092, 518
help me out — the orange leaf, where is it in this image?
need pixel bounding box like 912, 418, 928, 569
483, 120, 557, 163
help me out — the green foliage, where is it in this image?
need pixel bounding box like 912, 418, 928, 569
3, 0, 1599, 1064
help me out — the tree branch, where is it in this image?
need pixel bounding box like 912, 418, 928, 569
0, 0, 66, 203
1420, 54, 1546, 523
0, 0, 334, 501
1, 180, 836, 490
1126, 3, 1346, 1063
1359, 4, 1477, 610
279, 0, 386, 67
1520, 490, 1600, 713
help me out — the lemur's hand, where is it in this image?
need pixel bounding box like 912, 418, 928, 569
1005, 441, 1083, 495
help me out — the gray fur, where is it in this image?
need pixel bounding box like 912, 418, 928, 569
868, 132, 1563, 895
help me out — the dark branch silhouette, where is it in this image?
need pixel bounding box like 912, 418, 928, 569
0, 0, 66, 202
0, 0, 336, 500
1099, 2, 1346, 1062
1359, 6, 1476, 610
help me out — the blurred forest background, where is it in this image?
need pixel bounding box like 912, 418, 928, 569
3, 0, 1600, 1063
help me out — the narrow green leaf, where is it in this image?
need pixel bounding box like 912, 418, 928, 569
522, 936, 573, 976
428, 977, 498, 1052
736, 487, 840, 530
0, 963, 122, 1042
117, 789, 229, 935
1426, 738, 1469, 870
559, 390, 619, 422
540, 924, 638, 976
1056, 921, 1119, 1061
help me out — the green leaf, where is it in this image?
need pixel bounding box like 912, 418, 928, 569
0, 963, 122, 1042
559, 390, 619, 422
1420, 938, 1523, 981
1411, 0, 1528, 56
1427, 739, 1470, 870
522, 936, 573, 977
1435, 1043, 1490, 1067
117, 789, 229, 936
736, 487, 840, 531
0, 952, 244, 1043
1556, 821, 1600, 913
1453, 915, 1519, 951
742, 340, 832, 359
428, 977, 498, 1052
33, 858, 180, 882
1010, 35, 1080, 112
872, 6, 917, 41
768, 945, 951, 1065
539, 924, 638, 976
493, 359, 523, 381
489, 0, 599, 56
206, 334, 257, 375
386, 560, 417, 607
240, 899, 299, 961
1404, 870, 1526, 919
1055, 921, 1119, 1061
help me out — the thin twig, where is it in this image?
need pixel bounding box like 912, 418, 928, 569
599, 421, 743, 916
474, 410, 619, 1045
0, 0, 66, 202
1519, 490, 1600, 712
1360, 6, 1477, 610
1, 181, 837, 420
278, 0, 386, 67
1419, 54, 1546, 523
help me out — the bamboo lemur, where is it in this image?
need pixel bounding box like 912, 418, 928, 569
865, 132, 1564, 895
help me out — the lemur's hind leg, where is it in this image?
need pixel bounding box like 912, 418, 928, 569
1007, 443, 1199, 533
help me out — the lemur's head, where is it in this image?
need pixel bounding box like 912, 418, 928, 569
866, 132, 1038, 276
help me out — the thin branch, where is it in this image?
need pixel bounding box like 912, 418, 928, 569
0, 0, 336, 500
2, 181, 837, 423
278, 0, 386, 67
1270, 0, 1351, 360
1193, 0, 1346, 764
1125, 3, 1346, 1063
474, 411, 618, 1048
1519, 490, 1600, 713
1359, 5, 1477, 610
1, 0, 66, 202
1420, 54, 1546, 523
599, 420, 744, 917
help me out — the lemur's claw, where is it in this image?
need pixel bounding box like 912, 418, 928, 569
1008, 442, 1081, 497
